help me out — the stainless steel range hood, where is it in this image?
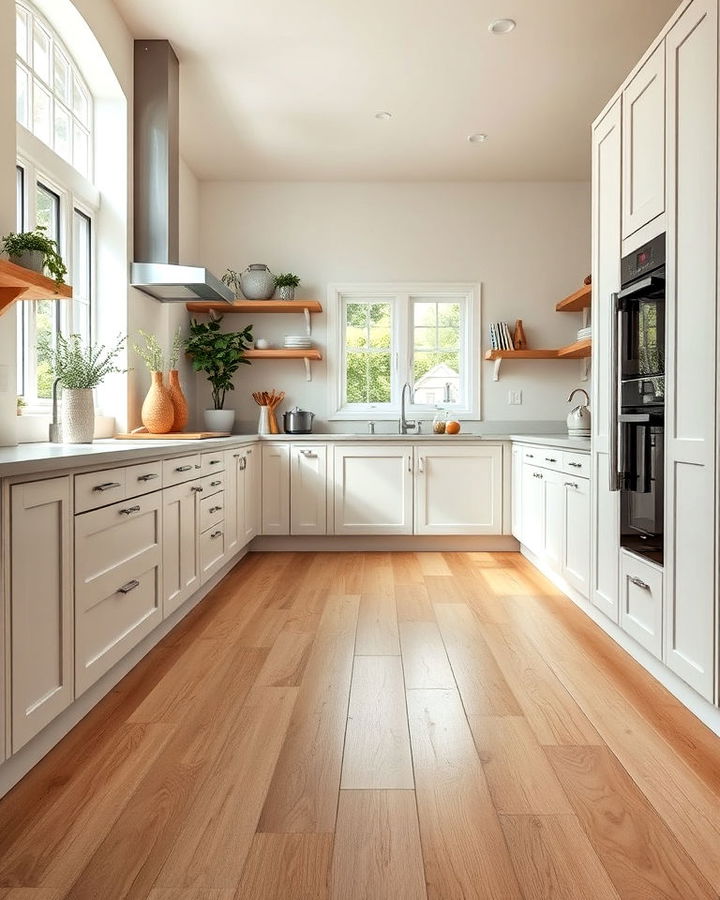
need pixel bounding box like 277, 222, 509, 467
131, 40, 233, 303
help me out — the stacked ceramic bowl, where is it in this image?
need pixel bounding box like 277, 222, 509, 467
284, 335, 313, 350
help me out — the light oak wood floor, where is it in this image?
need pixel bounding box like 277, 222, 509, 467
1, 551, 720, 899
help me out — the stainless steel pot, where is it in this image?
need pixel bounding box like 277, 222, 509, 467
283, 406, 315, 434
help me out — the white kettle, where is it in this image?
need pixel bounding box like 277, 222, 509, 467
566, 388, 591, 437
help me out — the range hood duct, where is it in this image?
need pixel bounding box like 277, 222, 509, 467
131, 40, 233, 303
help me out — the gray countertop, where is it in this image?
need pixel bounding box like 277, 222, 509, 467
510, 433, 591, 452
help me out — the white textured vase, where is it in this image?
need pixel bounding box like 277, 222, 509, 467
203, 408, 235, 433
62, 388, 95, 444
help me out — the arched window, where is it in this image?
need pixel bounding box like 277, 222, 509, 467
15, 1, 97, 407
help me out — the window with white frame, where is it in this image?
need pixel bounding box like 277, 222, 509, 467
15, 1, 96, 409
329, 284, 480, 419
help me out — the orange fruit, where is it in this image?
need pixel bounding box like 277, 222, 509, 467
446, 420, 461, 434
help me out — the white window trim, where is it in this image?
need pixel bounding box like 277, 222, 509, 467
327, 282, 482, 421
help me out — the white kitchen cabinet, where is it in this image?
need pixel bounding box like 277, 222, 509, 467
333, 444, 413, 535
414, 444, 503, 535
223, 447, 240, 558
620, 550, 664, 659
200, 524, 225, 583
663, 0, 718, 700
520, 463, 545, 557
75, 491, 163, 695
243, 447, 260, 543
542, 469, 564, 574
10, 478, 73, 753
162, 479, 201, 617
511, 444, 523, 542
591, 98, 622, 624
291, 445, 327, 535
562, 476, 591, 597
622, 42, 665, 238
262, 443, 290, 535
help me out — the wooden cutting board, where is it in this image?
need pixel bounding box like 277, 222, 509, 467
114, 432, 231, 440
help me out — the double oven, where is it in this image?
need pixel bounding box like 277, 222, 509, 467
611, 233, 665, 564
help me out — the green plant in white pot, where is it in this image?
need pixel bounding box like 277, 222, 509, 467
274, 272, 301, 301
1, 227, 67, 285
39, 332, 126, 443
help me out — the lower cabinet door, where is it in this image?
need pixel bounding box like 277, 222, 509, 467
511, 445, 523, 542
243, 446, 260, 543
200, 524, 226, 583
414, 444, 503, 534
291, 445, 327, 534
10, 477, 74, 753
562, 476, 590, 597
223, 448, 240, 558
520, 464, 545, 555
162, 480, 201, 617
542, 469, 564, 573
75, 492, 163, 695
620, 550, 663, 659
262, 444, 290, 535
334, 445, 413, 534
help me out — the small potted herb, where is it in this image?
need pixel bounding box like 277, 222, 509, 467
221, 269, 243, 300
1, 227, 67, 285
274, 272, 301, 301
39, 332, 126, 443
184, 316, 253, 432
16, 396, 26, 416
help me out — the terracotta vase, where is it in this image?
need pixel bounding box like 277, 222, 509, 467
141, 371, 174, 434
167, 369, 188, 432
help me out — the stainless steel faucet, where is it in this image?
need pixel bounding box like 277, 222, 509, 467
49, 378, 62, 443
399, 382, 417, 434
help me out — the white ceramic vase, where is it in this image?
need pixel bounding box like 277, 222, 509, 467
204, 408, 235, 433
62, 388, 95, 444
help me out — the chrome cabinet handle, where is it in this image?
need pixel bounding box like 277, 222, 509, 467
191, 485, 203, 493
247, 448, 253, 454
418, 457, 425, 473
233, 453, 241, 458
533, 472, 544, 479
210, 529, 223, 539
545, 457, 558, 463
526, 453, 534, 458
209, 505, 222, 514
300, 449, 317, 457
119, 505, 141, 515
567, 462, 582, 468
210, 480, 222, 487
629, 576, 650, 590
118, 579, 140, 594
175, 465, 193, 472
407, 455, 412, 473
94, 481, 121, 492
564, 481, 578, 489
208, 459, 221, 466
138, 472, 159, 481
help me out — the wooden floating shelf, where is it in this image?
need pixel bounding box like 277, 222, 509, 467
244, 347, 322, 382
485, 338, 591, 381
556, 283, 591, 312
0, 259, 72, 316
185, 300, 323, 314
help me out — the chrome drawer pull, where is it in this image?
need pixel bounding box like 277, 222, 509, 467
533, 472, 544, 479
119, 505, 141, 516
210, 530, 223, 539
239, 457, 247, 470
118, 579, 140, 594
629, 576, 650, 590
301, 450, 317, 458
564, 482, 578, 489
191, 485, 204, 493
94, 481, 121, 492
233, 453, 241, 458
208, 459, 222, 465
247, 449, 253, 454
138, 472, 159, 481
175, 465, 193, 472
545, 457, 558, 463
210, 480, 222, 487
526, 453, 535, 458
568, 462, 582, 468
209, 505, 222, 514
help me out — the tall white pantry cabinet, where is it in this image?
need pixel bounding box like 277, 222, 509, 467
591, 0, 719, 704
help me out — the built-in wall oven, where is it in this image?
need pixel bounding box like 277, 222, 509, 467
610, 233, 665, 564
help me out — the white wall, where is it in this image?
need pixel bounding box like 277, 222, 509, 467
197, 181, 591, 431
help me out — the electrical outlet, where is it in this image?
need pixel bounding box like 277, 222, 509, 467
508, 389, 523, 406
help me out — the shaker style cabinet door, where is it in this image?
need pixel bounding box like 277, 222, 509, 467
622, 42, 666, 238
414, 444, 503, 535
243, 446, 260, 543
511, 445, 523, 542
162, 480, 201, 618
10, 477, 74, 753
291, 445, 327, 535
262, 443, 290, 535
562, 476, 591, 598
591, 98, 622, 623
520, 463, 545, 557
333, 445, 413, 534
542, 469, 564, 574
223, 448, 240, 558
663, 0, 718, 700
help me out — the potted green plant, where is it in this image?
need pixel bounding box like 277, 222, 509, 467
16, 396, 26, 416
184, 316, 253, 432
39, 332, 126, 443
221, 269, 243, 300
1, 227, 67, 285
274, 272, 301, 301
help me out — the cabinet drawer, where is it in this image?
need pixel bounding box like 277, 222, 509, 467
200, 450, 226, 476
562, 452, 590, 478
163, 454, 202, 487
126, 460, 163, 497
200, 491, 225, 532
620, 551, 663, 659
197, 471, 225, 498
522, 446, 562, 470
75, 467, 126, 513
200, 523, 225, 583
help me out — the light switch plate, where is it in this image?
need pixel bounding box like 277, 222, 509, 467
508, 389, 523, 405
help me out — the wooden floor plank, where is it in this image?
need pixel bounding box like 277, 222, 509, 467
360, 552, 395, 596
235, 834, 334, 900
394, 583, 435, 623
149, 890, 235, 900
547, 744, 717, 900
399, 621, 455, 690
0, 889, 64, 899
354, 594, 400, 655
258, 595, 360, 833
469, 716, 573, 815
330, 791, 426, 900
415, 553, 452, 576
406, 689, 521, 900
500, 814, 620, 900
433, 603, 521, 716
237, 608, 290, 648
341, 656, 414, 790
391, 552, 425, 586
255, 630, 316, 687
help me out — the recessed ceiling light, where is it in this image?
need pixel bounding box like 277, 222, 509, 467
488, 18, 516, 34
468, 133, 488, 143
375, 111, 392, 120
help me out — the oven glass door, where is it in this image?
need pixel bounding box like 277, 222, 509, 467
620, 420, 664, 564
620, 295, 665, 381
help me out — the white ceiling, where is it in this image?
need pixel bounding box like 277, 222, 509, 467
112, 0, 680, 182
